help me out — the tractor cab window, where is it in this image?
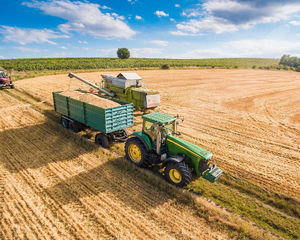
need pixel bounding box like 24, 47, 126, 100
0, 72, 6, 78
143, 120, 176, 142
143, 120, 159, 142
164, 122, 175, 134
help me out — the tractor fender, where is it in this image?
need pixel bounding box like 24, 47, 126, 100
130, 132, 152, 152
162, 155, 185, 167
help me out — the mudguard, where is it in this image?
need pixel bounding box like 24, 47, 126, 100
131, 132, 152, 151
162, 155, 184, 167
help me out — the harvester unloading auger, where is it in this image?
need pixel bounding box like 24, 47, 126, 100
68, 72, 160, 111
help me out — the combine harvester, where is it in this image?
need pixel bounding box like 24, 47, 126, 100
0, 70, 14, 90
68, 72, 160, 111
52, 73, 222, 187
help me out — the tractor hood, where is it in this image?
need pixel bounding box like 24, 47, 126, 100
166, 135, 213, 160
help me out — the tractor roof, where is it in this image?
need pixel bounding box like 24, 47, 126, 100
142, 112, 176, 124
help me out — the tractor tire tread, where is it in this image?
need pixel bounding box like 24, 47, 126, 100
164, 161, 192, 187
125, 137, 149, 168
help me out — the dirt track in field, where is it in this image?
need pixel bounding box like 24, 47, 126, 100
15, 69, 300, 199
0, 90, 230, 239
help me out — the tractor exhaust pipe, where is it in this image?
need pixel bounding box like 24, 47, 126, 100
68, 72, 115, 97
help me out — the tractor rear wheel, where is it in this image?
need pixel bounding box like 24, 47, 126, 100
95, 133, 110, 148
164, 162, 192, 187
125, 138, 149, 167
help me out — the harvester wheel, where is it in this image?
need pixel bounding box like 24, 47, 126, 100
95, 133, 110, 148
61, 117, 69, 128
164, 162, 192, 187
125, 138, 148, 167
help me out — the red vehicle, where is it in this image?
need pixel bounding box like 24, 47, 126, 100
0, 70, 14, 89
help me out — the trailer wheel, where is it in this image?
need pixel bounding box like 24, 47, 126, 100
164, 162, 192, 187
69, 121, 82, 133
61, 117, 69, 128
125, 138, 149, 167
95, 133, 110, 148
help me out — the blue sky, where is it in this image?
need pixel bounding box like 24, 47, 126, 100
1, 0, 300, 59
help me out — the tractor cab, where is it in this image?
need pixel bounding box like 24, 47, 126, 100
142, 112, 177, 141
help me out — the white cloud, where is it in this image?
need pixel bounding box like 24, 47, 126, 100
61, 46, 67, 50
100, 5, 111, 10
131, 48, 163, 57
175, 4, 180, 8
99, 48, 163, 58
128, 0, 138, 4
0, 56, 4, 59
150, 40, 168, 47
174, 0, 300, 35
99, 48, 117, 57
14, 46, 40, 52
170, 18, 176, 22
135, 15, 142, 20
173, 17, 238, 35
78, 40, 88, 44
23, 0, 136, 39
0, 26, 68, 45
154, 10, 169, 17
289, 20, 300, 26
180, 39, 300, 58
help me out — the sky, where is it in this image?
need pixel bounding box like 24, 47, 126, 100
1, 0, 300, 59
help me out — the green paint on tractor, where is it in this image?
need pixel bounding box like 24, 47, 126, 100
166, 135, 213, 176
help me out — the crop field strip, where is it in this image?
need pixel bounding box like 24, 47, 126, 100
0, 90, 232, 240
0, 58, 279, 72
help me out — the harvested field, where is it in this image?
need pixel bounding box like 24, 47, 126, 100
16, 69, 300, 199
0, 90, 237, 240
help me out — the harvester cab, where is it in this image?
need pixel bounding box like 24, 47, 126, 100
0, 70, 14, 90
101, 73, 160, 111
125, 112, 223, 187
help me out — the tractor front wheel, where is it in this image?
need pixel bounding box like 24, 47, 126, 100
125, 138, 149, 167
164, 162, 192, 187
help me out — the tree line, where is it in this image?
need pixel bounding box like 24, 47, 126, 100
279, 55, 300, 71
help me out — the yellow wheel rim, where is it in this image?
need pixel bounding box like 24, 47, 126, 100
169, 169, 182, 184
128, 144, 142, 163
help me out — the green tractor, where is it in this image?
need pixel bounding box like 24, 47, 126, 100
125, 112, 223, 187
